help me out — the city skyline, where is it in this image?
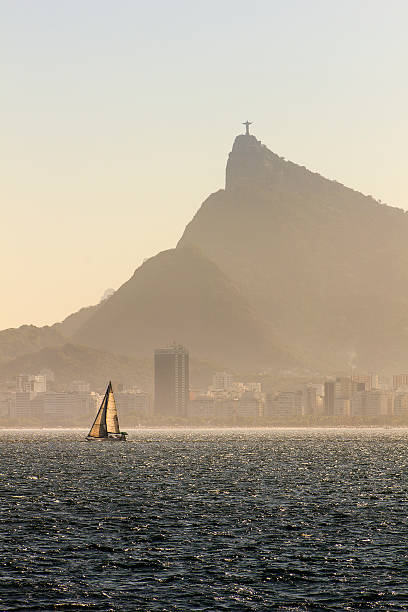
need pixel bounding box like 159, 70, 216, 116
4, 351, 408, 427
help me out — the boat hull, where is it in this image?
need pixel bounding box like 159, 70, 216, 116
86, 434, 127, 442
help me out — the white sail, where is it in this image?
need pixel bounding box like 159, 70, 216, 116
106, 387, 120, 434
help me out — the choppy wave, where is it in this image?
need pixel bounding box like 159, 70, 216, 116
1, 428, 408, 610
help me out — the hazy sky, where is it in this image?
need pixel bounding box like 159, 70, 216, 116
1, 0, 408, 330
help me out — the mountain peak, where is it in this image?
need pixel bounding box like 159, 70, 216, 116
225, 132, 278, 191
72, 246, 292, 368
178, 129, 408, 370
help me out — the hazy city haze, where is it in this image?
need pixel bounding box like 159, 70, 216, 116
2, 0, 408, 329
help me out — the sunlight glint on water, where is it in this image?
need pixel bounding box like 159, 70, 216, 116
1, 428, 408, 611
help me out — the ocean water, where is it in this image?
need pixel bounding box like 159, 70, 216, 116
1, 428, 408, 611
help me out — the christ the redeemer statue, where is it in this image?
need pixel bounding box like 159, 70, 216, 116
243, 121, 252, 135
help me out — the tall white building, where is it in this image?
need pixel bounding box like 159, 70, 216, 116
17, 374, 47, 393
212, 372, 234, 391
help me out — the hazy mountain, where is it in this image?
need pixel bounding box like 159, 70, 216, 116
73, 246, 296, 369
0, 294, 111, 367
5, 131, 408, 374
0, 343, 152, 391
53, 304, 101, 338
0, 325, 65, 364
178, 133, 408, 370
53, 288, 115, 337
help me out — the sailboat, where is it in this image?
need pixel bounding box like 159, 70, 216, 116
86, 381, 128, 441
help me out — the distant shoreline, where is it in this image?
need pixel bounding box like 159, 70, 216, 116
2, 425, 408, 431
